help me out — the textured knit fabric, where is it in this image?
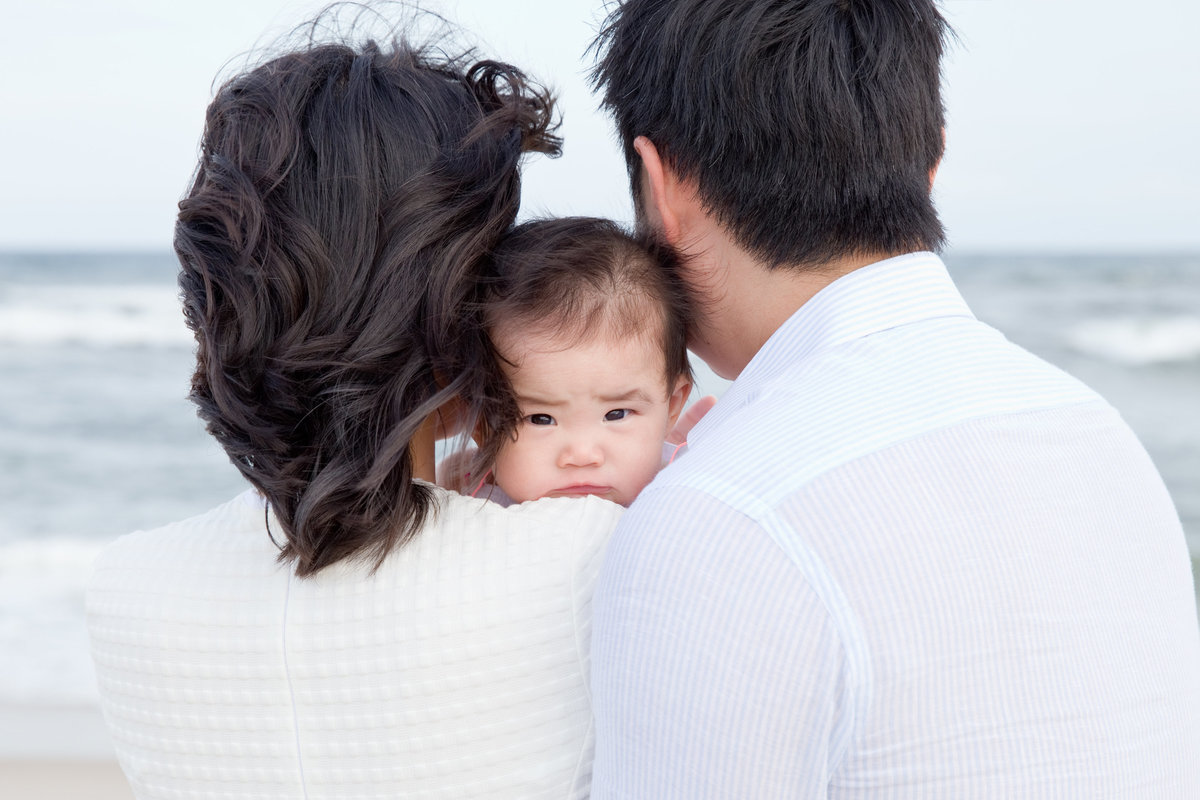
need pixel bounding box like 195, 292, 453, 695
88, 484, 623, 799
590, 252, 1200, 798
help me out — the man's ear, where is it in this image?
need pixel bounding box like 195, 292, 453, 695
666, 377, 693, 428
634, 136, 684, 245
929, 127, 945, 190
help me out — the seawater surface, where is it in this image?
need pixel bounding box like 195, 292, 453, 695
1, 250, 1197, 739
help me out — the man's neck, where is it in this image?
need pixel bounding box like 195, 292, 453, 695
689, 233, 891, 379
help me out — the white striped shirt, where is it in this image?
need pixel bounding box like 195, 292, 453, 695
590, 252, 1200, 798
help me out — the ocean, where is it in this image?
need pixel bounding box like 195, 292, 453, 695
2, 250, 1198, 754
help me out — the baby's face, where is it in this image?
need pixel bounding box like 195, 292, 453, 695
490, 325, 689, 506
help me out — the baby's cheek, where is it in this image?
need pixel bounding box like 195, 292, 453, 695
633, 446, 666, 489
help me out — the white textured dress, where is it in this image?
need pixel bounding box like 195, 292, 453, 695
87, 484, 623, 799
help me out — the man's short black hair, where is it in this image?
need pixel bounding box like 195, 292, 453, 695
591, 0, 950, 268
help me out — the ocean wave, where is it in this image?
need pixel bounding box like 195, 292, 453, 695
0, 537, 108, 578
1065, 316, 1200, 365
0, 538, 109, 706
0, 284, 192, 348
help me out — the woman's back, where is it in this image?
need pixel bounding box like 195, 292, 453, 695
84, 14, 599, 797
88, 487, 622, 799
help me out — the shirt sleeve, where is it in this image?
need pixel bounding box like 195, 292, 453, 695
589, 484, 849, 797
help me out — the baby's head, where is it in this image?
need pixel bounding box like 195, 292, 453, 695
476, 217, 692, 505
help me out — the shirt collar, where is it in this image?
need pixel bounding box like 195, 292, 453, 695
688, 251, 974, 443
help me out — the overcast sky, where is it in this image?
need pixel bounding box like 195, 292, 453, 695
1, 0, 1196, 253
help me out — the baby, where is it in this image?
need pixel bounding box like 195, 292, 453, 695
450, 216, 693, 506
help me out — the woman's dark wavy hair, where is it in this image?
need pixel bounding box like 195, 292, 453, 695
591, 0, 950, 268
175, 11, 560, 576
463, 217, 693, 478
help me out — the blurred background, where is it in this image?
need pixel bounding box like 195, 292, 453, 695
1, 0, 1197, 789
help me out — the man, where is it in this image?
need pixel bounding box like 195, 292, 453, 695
587, 0, 1200, 796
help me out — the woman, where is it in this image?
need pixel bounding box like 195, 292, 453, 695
86, 16, 623, 799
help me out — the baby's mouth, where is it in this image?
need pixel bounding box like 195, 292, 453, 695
548, 484, 613, 498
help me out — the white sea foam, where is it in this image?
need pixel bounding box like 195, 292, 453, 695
0, 538, 109, 706
0, 283, 192, 348
0, 537, 106, 577
1065, 316, 1200, 365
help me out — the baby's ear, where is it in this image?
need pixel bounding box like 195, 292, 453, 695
666, 377, 692, 428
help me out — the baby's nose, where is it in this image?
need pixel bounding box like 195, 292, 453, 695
558, 435, 604, 468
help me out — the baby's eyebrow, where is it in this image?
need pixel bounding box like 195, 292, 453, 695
597, 388, 654, 404
515, 393, 565, 407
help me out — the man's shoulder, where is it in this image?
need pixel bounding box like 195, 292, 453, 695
640, 380, 836, 512
663, 315, 1106, 506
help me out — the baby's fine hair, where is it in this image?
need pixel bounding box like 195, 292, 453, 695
467, 216, 692, 475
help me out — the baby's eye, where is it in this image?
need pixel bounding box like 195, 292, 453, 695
604, 409, 631, 422
527, 413, 555, 426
